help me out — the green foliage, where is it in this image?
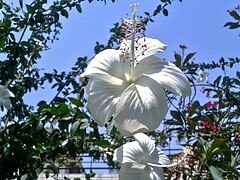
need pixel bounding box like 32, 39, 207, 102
164, 47, 240, 179
0, 0, 118, 179
0, 0, 239, 179
224, 6, 240, 30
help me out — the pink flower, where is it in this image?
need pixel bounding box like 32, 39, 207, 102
208, 125, 217, 131
206, 101, 212, 108
213, 101, 219, 107
201, 121, 209, 126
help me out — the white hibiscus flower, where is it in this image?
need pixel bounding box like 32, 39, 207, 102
81, 3, 191, 136
0, 85, 14, 110
81, 37, 191, 135
113, 133, 172, 180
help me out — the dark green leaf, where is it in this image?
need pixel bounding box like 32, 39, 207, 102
174, 53, 182, 67
61, 9, 69, 18
183, 52, 196, 65
19, 0, 23, 9
54, 13, 60, 23
76, 4, 82, 13
229, 11, 240, 21
163, 9, 168, 16
0, 37, 5, 48
236, 71, 240, 78
93, 140, 110, 147
214, 75, 222, 87
170, 110, 182, 121
144, 12, 150, 16
26, 5, 34, 14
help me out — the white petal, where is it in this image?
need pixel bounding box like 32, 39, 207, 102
132, 56, 166, 81
134, 133, 171, 167
0, 99, 3, 107
146, 147, 171, 167
134, 133, 155, 155
113, 141, 143, 164
81, 49, 126, 81
2, 89, 14, 98
120, 38, 167, 67
119, 163, 164, 180
114, 76, 168, 136
2, 98, 11, 109
0, 85, 4, 95
87, 74, 127, 126
138, 57, 191, 96
134, 37, 167, 63
113, 133, 156, 164
0, 85, 14, 98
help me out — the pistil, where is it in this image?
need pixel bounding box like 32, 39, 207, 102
129, 3, 139, 80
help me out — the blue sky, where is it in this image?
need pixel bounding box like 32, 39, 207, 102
25, 0, 239, 104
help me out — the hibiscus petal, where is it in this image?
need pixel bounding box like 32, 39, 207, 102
134, 133, 155, 155
146, 147, 171, 167
134, 37, 167, 63
87, 75, 127, 126
81, 49, 126, 81
2, 88, 14, 98
119, 163, 164, 180
119, 38, 167, 67
134, 134, 171, 167
114, 76, 168, 136
113, 141, 143, 164
2, 99, 11, 109
134, 56, 191, 97
113, 133, 155, 164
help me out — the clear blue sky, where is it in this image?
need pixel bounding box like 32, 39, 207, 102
25, 0, 240, 104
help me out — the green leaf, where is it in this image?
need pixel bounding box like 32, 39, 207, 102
153, 5, 161, 16
71, 121, 81, 135
0, 37, 5, 48
183, 52, 196, 65
163, 8, 168, 16
50, 103, 70, 115
219, 162, 240, 177
170, 110, 182, 121
236, 71, 240, 78
35, 120, 43, 135
209, 166, 222, 180
61, 9, 69, 18
68, 97, 83, 107
93, 140, 110, 147
229, 11, 240, 21
80, 122, 89, 129
188, 100, 200, 117
174, 53, 182, 67
214, 75, 222, 87
19, 0, 23, 9
144, 12, 150, 16
164, 119, 182, 126
76, 4, 82, 13
54, 13, 59, 23
224, 22, 240, 29
26, 4, 34, 14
